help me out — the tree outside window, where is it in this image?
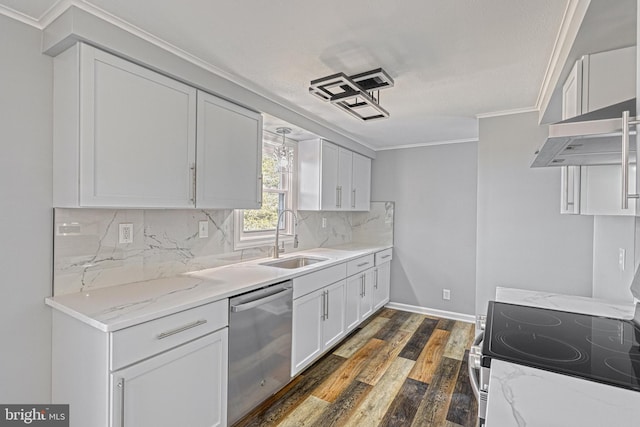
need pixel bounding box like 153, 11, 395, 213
234, 133, 296, 249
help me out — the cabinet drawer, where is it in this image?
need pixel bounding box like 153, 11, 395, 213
375, 248, 393, 265
346, 254, 375, 277
293, 263, 347, 299
110, 299, 228, 370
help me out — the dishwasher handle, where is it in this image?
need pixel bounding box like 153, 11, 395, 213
230, 287, 291, 313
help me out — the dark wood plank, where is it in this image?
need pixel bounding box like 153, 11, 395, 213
232, 353, 346, 427
446, 350, 478, 427
341, 357, 416, 427
334, 316, 389, 358
436, 318, 455, 331
399, 317, 439, 360
357, 329, 412, 385
310, 380, 372, 427
379, 378, 429, 427
412, 357, 462, 427
377, 307, 398, 318
408, 329, 450, 384
313, 338, 385, 402
375, 310, 413, 341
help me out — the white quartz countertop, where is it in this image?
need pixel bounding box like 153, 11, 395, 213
486, 287, 640, 426
45, 244, 391, 332
495, 286, 636, 319
486, 360, 640, 427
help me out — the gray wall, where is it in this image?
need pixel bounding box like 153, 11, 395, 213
372, 142, 478, 315
476, 112, 594, 315
0, 16, 53, 402
593, 215, 636, 302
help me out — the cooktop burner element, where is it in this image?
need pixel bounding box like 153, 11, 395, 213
482, 301, 640, 392
496, 331, 588, 363
500, 307, 562, 327
604, 357, 640, 380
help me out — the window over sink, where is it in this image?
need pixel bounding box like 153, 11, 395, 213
234, 131, 297, 249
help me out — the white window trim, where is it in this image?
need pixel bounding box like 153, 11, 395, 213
233, 132, 297, 250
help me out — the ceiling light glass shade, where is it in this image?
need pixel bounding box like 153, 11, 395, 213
274, 127, 294, 172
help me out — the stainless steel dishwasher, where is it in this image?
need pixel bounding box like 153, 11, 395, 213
228, 280, 293, 425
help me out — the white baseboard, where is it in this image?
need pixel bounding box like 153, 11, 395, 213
386, 302, 475, 323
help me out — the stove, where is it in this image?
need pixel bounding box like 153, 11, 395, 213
481, 301, 640, 392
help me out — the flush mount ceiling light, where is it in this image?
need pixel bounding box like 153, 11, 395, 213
309, 68, 394, 121
274, 127, 294, 172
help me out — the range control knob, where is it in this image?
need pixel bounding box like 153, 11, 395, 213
469, 345, 482, 370
476, 315, 486, 331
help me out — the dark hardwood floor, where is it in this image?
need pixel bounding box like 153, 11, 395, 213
233, 308, 478, 427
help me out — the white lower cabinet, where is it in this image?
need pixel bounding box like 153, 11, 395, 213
373, 248, 392, 310
111, 329, 227, 427
373, 261, 391, 311
346, 269, 375, 329
51, 299, 229, 427
292, 280, 346, 376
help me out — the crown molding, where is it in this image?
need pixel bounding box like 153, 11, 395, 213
535, 0, 591, 120
375, 137, 478, 152
476, 106, 538, 119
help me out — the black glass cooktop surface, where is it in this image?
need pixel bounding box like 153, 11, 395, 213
482, 301, 640, 392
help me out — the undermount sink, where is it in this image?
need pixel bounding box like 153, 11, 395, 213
260, 256, 328, 269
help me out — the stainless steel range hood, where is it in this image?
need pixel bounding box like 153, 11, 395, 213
532, 99, 637, 167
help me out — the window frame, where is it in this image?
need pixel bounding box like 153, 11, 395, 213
233, 131, 297, 250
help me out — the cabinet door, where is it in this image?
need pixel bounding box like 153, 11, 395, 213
292, 291, 323, 376
562, 60, 583, 120
373, 262, 391, 311
360, 270, 375, 321
560, 61, 582, 215
345, 274, 362, 332
337, 148, 353, 210
560, 166, 581, 215
111, 329, 227, 427
320, 141, 340, 210
80, 45, 197, 207
322, 280, 346, 349
580, 164, 637, 216
196, 91, 262, 209
352, 153, 371, 211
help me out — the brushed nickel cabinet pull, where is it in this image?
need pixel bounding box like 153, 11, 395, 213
190, 163, 197, 204
156, 319, 207, 340
621, 111, 639, 209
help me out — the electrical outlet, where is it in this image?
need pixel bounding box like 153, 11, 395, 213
619, 248, 626, 271
322, 217, 327, 228
442, 289, 451, 300
118, 223, 133, 244
199, 220, 209, 238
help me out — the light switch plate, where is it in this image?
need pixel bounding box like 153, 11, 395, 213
199, 220, 209, 238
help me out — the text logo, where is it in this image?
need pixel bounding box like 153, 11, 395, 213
0, 405, 68, 426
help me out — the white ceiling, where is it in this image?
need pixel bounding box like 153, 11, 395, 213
0, 0, 571, 149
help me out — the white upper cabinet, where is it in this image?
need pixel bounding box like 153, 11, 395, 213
298, 139, 371, 211
318, 140, 340, 210
196, 91, 262, 209
559, 46, 636, 216
53, 43, 262, 209
337, 147, 353, 210
54, 43, 197, 208
352, 153, 372, 210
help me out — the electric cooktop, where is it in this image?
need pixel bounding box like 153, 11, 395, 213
482, 301, 640, 392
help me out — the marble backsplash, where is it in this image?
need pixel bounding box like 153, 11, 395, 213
53, 202, 394, 295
